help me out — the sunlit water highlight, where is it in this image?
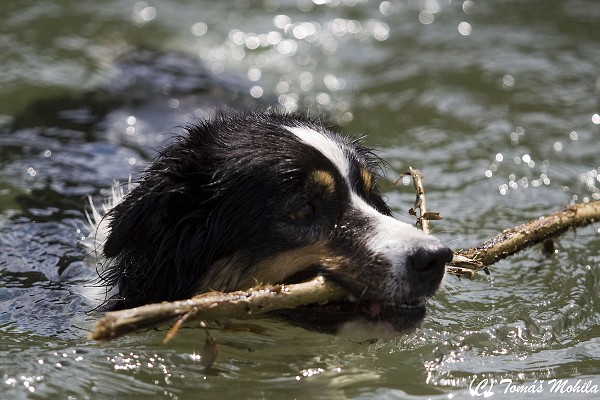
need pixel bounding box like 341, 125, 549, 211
1, 0, 599, 399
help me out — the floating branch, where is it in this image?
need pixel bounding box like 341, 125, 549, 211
450, 201, 600, 269
90, 276, 348, 341
89, 163, 600, 343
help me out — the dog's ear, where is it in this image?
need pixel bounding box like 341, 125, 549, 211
103, 180, 175, 258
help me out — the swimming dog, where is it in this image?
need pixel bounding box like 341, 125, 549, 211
87, 111, 452, 333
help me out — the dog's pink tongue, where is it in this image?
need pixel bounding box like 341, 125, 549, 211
368, 302, 383, 318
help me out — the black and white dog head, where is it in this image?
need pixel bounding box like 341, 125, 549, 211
95, 111, 452, 333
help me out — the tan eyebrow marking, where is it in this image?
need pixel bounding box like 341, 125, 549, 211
308, 170, 336, 194
360, 167, 374, 194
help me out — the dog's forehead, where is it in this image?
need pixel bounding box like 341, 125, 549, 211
286, 125, 354, 181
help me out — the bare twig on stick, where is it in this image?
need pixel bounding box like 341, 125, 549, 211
407, 168, 478, 278
407, 167, 443, 234
408, 167, 430, 234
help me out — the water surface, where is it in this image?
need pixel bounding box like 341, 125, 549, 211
1, 0, 599, 399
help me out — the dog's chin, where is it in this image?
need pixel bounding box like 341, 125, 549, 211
273, 296, 428, 338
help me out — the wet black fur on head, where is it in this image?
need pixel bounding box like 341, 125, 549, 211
100, 111, 390, 310
98, 109, 452, 335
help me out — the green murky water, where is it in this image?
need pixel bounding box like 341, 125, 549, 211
1, 1, 599, 399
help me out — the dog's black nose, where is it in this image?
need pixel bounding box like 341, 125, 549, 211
410, 245, 453, 285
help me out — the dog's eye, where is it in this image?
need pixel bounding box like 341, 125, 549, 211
289, 202, 315, 221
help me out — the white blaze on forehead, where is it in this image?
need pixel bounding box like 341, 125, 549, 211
287, 124, 439, 279
287, 123, 425, 248
286, 125, 351, 180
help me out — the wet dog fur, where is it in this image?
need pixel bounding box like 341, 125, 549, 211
86, 111, 452, 333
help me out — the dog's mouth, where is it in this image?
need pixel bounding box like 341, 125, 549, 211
272, 268, 436, 334
275, 292, 428, 334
